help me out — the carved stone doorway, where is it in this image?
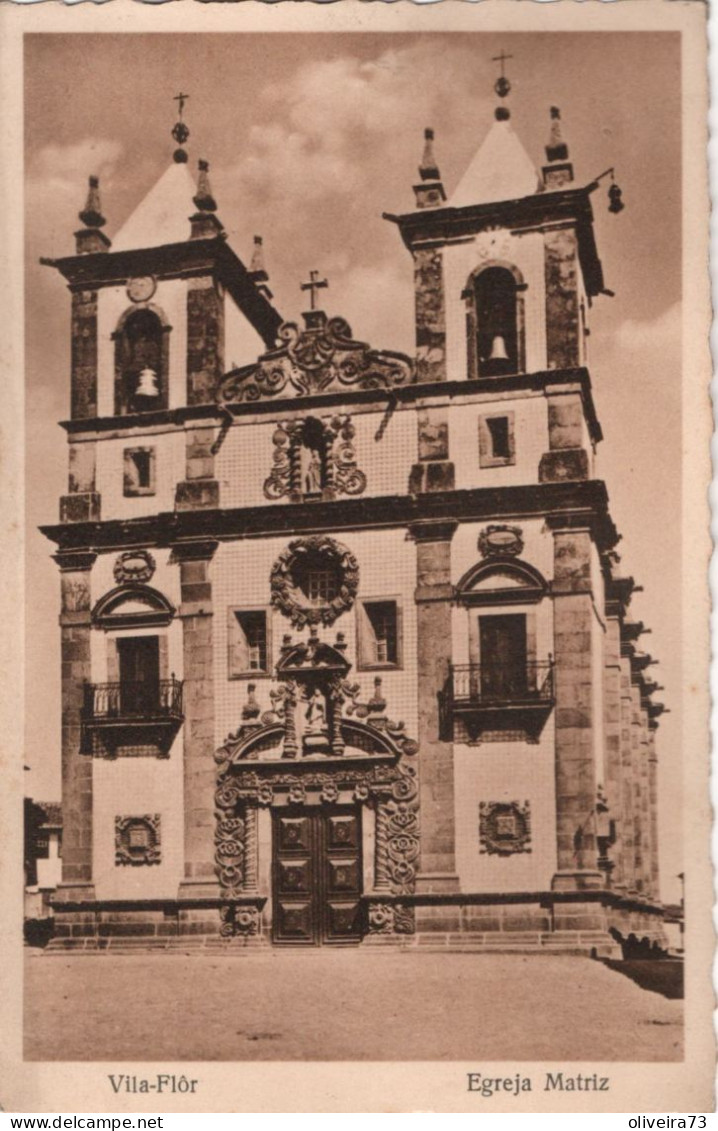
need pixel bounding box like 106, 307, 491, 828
271, 805, 363, 946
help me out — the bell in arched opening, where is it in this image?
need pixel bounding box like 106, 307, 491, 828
116, 308, 165, 414
474, 266, 521, 377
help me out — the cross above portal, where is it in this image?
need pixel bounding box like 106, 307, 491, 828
300, 270, 329, 312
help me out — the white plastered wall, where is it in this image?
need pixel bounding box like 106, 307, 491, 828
451, 518, 558, 892
88, 549, 185, 899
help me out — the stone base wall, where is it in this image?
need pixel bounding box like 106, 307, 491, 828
45, 892, 666, 957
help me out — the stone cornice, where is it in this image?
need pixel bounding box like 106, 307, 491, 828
383, 185, 605, 297
40, 481, 619, 553
60, 367, 602, 445
41, 238, 282, 349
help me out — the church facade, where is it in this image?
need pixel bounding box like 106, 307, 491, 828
41, 82, 667, 954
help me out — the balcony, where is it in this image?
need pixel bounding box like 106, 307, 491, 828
81, 678, 184, 756
445, 661, 555, 743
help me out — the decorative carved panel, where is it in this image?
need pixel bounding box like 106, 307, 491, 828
479, 801, 532, 856
115, 814, 161, 866
264, 415, 367, 502
113, 549, 156, 585
478, 525, 524, 559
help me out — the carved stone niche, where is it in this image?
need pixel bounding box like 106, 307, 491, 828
264, 415, 367, 503
115, 815, 161, 866
479, 801, 531, 856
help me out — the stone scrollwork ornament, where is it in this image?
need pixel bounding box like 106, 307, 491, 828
218, 311, 413, 404
478, 524, 524, 559
113, 549, 156, 585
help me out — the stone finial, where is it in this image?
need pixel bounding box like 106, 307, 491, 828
419, 128, 440, 182
79, 175, 106, 229
367, 677, 387, 717
241, 682, 261, 722
75, 174, 111, 254
413, 127, 446, 210
542, 106, 574, 188
193, 159, 217, 212
545, 106, 569, 164
250, 235, 266, 277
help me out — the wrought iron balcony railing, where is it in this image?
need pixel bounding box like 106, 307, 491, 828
82, 678, 184, 722
450, 661, 554, 707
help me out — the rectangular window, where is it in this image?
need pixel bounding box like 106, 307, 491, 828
116, 635, 161, 715
228, 608, 271, 677
123, 447, 156, 496
357, 599, 402, 669
479, 413, 515, 469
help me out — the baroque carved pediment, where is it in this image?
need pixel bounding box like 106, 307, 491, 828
217, 312, 413, 403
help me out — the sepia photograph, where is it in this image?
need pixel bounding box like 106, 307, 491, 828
1, 0, 712, 1115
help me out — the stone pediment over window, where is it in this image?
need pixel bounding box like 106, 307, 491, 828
456, 557, 547, 606
92, 583, 175, 629
217, 310, 414, 403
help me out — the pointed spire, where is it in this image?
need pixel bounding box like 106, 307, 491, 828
193, 159, 217, 212
75, 175, 111, 255
413, 127, 446, 210
542, 106, 574, 189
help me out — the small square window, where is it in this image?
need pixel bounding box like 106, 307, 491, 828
123, 447, 156, 496
228, 608, 271, 677
479, 413, 515, 469
357, 599, 402, 669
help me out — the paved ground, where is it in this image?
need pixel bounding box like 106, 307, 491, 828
24, 949, 683, 1062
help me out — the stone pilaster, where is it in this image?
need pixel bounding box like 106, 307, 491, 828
602, 611, 624, 890
544, 226, 580, 370
70, 289, 98, 420
187, 276, 225, 405
629, 683, 645, 894
175, 425, 220, 511
647, 725, 661, 899
409, 407, 455, 494
639, 708, 653, 897
53, 551, 96, 901
413, 247, 445, 384
619, 658, 637, 894
550, 526, 603, 894
60, 441, 101, 524
409, 518, 459, 901
538, 393, 590, 483
173, 539, 219, 898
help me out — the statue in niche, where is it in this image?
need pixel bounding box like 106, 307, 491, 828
302, 444, 323, 496
303, 687, 330, 755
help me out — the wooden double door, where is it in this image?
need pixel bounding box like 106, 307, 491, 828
272, 806, 363, 946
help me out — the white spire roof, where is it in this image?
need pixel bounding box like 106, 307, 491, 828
451, 118, 540, 208
112, 161, 196, 251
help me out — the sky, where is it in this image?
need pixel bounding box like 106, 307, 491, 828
23, 32, 682, 899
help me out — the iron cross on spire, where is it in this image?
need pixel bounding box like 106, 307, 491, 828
492, 51, 513, 100
300, 270, 329, 311
174, 91, 190, 119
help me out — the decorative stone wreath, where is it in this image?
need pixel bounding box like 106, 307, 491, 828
269, 535, 359, 628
